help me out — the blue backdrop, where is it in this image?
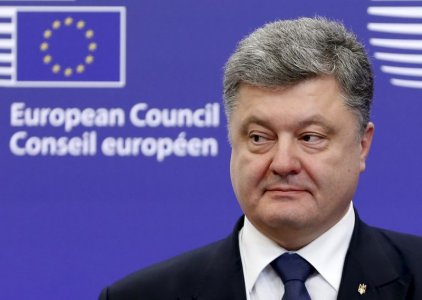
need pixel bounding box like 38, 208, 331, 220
2, 0, 422, 299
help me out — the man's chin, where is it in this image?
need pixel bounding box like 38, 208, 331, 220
254, 208, 316, 232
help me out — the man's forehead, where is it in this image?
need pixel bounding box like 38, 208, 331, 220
236, 79, 339, 105
237, 83, 290, 95
230, 78, 358, 133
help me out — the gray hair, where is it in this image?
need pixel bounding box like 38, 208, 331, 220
223, 17, 373, 134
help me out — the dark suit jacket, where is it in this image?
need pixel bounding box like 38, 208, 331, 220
99, 215, 422, 299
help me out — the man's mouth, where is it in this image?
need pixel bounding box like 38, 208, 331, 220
264, 185, 309, 197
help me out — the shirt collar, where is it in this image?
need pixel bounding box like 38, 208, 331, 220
239, 203, 355, 294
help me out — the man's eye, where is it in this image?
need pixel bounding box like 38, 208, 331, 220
250, 134, 267, 144
301, 134, 323, 143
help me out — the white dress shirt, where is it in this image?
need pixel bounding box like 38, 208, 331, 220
238, 203, 355, 300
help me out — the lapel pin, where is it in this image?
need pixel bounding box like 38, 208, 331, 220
358, 283, 367, 295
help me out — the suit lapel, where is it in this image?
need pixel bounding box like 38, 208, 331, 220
193, 217, 247, 300
337, 215, 411, 300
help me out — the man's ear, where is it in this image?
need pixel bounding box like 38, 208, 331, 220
360, 122, 374, 172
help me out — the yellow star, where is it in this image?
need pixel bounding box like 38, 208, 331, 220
85, 30, 94, 39
64, 17, 73, 26
44, 30, 52, 39
43, 55, 52, 64
85, 55, 94, 64
40, 42, 49, 51
88, 42, 97, 52
52, 64, 61, 73
76, 64, 85, 73
77, 20, 85, 29
52, 20, 61, 29
64, 67, 73, 77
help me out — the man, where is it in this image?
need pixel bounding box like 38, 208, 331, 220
98, 17, 422, 300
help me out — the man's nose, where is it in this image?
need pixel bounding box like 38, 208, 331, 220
269, 139, 301, 176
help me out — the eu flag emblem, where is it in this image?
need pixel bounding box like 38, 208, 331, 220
0, 6, 126, 87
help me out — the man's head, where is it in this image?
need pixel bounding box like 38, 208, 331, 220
224, 17, 374, 250
223, 17, 373, 135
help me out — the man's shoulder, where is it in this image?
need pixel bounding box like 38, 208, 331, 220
125, 237, 232, 282
375, 226, 422, 257
361, 223, 422, 272
337, 218, 422, 299
105, 238, 229, 298
99, 220, 246, 300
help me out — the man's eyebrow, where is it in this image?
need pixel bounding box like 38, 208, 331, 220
296, 115, 335, 133
239, 114, 336, 134
239, 116, 273, 134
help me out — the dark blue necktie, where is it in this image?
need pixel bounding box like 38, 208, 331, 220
271, 253, 314, 300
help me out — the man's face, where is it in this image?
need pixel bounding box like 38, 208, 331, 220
229, 76, 374, 249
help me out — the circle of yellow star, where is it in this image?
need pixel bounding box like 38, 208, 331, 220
41, 18, 97, 76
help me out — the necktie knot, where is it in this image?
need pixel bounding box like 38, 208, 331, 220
271, 253, 314, 300
271, 253, 313, 282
